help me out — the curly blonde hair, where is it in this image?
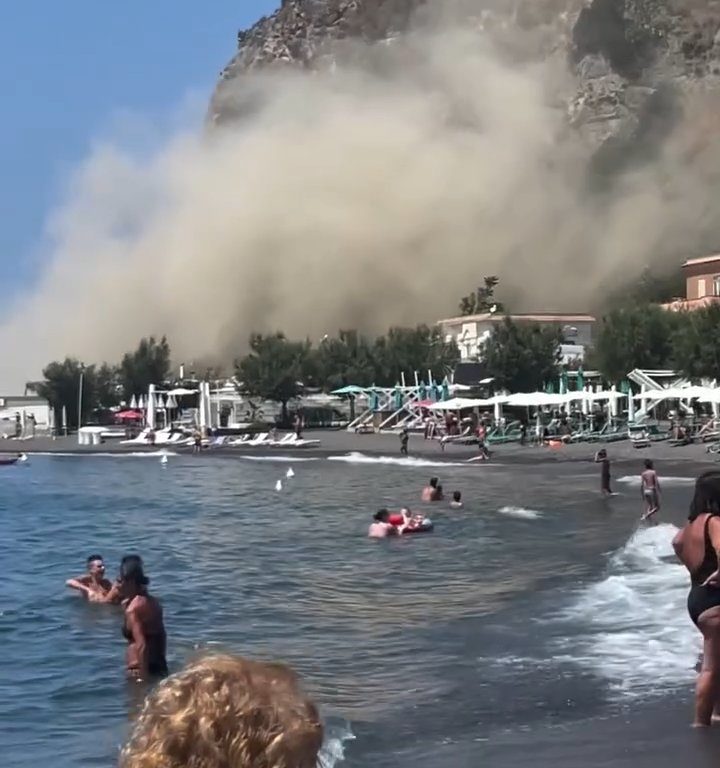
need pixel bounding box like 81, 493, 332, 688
120, 655, 323, 768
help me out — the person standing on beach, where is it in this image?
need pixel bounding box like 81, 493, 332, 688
640, 459, 661, 521
400, 427, 409, 456
594, 449, 612, 496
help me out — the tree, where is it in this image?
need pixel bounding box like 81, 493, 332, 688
236, 333, 312, 423
311, 330, 377, 391
481, 318, 561, 392
588, 304, 678, 382
35, 358, 94, 429
372, 325, 460, 386
119, 336, 171, 400
671, 305, 720, 380
459, 275, 505, 316
94, 364, 121, 409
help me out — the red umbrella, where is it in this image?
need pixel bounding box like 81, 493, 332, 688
115, 410, 143, 421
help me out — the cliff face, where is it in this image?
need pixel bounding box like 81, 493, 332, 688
211, 0, 720, 156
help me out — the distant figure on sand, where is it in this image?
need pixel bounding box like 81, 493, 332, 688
594, 449, 612, 496
118, 555, 168, 680
672, 472, 720, 727
450, 490, 463, 508
421, 477, 443, 502
66, 554, 118, 603
400, 427, 409, 456
640, 459, 661, 521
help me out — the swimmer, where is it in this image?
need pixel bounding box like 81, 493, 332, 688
450, 490, 463, 508
66, 554, 118, 603
421, 477, 443, 502
640, 459, 661, 521
368, 509, 398, 538
118, 555, 168, 680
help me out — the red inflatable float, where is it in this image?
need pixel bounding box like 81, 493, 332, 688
387, 513, 434, 533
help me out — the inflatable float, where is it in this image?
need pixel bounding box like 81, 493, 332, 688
388, 513, 434, 534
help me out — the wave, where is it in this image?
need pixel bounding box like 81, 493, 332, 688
617, 475, 695, 485
239, 455, 318, 463
498, 505, 542, 520
27, 450, 179, 458
327, 452, 468, 468
557, 523, 697, 697
319, 722, 355, 768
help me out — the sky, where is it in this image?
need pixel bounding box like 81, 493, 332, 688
0, 0, 278, 292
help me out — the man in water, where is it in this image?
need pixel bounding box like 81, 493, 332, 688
421, 477, 443, 502
594, 449, 612, 496
66, 555, 119, 603
640, 459, 661, 521
400, 427, 409, 456
450, 490, 463, 508
368, 509, 398, 538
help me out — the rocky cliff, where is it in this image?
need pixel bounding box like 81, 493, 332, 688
211, 0, 720, 161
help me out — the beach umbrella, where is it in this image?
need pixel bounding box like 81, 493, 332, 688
62, 405, 67, 436
146, 385, 156, 430
627, 387, 635, 423
137, 394, 145, 410
369, 389, 379, 411
156, 394, 165, 410
545, 381, 555, 394
558, 370, 568, 395
609, 385, 619, 418
115, 410, 143, 421
394, 386, 403, 410
130, 394, 138, 410
331, 385, 366, 396
493, 397, 503, 425
418, 381, 427, 400
441, 378, 450, 401
166, 394, 178, 409
535, 410, 543, 439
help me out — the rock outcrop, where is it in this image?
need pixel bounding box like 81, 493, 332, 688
210, 0, 720, 159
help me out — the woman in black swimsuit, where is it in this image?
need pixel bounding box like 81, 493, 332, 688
673, 472, 720, 726
118, 555, 168, 680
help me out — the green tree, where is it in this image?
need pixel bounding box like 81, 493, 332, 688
312, 330, 377, 390
372, 325, 459, 386
459, 275, 504, 316
589, 304, 678, 382
236, 333, 312, 423
481, 318, 561, 392
671, 305, 720, 380
118, 336, 171, 400
35, 358, 97, 429
94, 364, 121, 409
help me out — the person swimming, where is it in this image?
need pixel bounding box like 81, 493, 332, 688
421, 477, 443, 502
673, 472, 720, 726
450, 491, 463, 508
118, 555, 168, 680
368, 509, 398, 538
640, 459, 661, 521
66, 554, 119, 603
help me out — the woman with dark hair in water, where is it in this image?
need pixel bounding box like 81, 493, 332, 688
118, 555, 168, 681
673, 472, 720, 726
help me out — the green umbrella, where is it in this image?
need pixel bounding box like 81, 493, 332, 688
576, 367, 585, 391
394, 386, 403, 410
559, 369, 568, 395
545, 381, 555, 394
441, 378, 450, 401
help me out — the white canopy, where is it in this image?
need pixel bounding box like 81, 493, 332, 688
428, 397, 489, 411
166, 387, 198, 396
503, 392, 573, 407
633, 385, 715, 401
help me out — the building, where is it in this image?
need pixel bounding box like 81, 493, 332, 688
438, 312, 596, 362
0, 394, 51, 437
662, 254, 720, 311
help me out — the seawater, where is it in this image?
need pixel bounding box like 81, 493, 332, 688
0, 453, 713, 766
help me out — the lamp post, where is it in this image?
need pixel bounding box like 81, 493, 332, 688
77, 363, 85, 433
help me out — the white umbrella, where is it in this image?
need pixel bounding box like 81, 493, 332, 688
610, 385, 619, 418
146, 385, 156, 430
493, 397, 502, 425
627, 388, 635, 423
167, 387, 198, 396
137, 394, 145, 409
156, 394, 166, 410
130, 395, 138, 410
62, 405, 67, 436
581, 386, 589, 416
504, 392, 572, 407
166, 394, 178, 409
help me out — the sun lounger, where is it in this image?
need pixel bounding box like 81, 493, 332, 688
247, 432, 271, 446
269, 433, 296, 447
281, 434, 321, 448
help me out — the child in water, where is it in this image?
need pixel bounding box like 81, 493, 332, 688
450, 491, 463, 508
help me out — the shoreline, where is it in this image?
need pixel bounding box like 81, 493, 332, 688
4, 429, 718, 471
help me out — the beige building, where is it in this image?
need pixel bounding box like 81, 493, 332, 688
663, 254, 720, 311
438, 312, 596, 362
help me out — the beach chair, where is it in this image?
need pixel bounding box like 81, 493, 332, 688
270, 433, 296, 447
247, 432, 270, 446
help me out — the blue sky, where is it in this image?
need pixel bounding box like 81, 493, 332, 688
0, 0, 278, 291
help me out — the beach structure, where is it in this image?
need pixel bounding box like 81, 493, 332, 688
437, 312, 596, 362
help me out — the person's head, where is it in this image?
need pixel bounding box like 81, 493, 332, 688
120, 654, 323, 768
374, 509, 390, 523
429, 477, 438, 488
644, 459, 654, 470
86, 554, 105, 578
119, 554, 149, 591
453, 491, 462, 503
598, 449, 607, 459
436, 484, 443, 495
689, 472, 720, 520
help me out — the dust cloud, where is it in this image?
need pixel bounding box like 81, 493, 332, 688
2, 17, 720, 390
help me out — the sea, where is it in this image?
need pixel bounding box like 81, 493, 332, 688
2, 450, 720, 767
